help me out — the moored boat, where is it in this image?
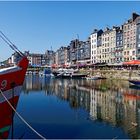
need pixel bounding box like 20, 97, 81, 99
129, 79, 140, 86
0, 31, 29, 138
71, 73, 87, 78
86, 76, 99, 80
43, 66, 52, 75
55, 72, 87, 78
0, 56, 28, 96
53, 68, 87, 78
85, 75, 106, 80
0, 31, 28, 94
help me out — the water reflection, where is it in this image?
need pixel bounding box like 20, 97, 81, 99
23, 75, 140, 139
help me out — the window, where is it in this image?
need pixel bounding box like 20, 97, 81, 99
124, 38, 127, 42
127, 37, 129, 41
139, 34, 140, 39
124, 26, 127, 30
134, 43, 136, 47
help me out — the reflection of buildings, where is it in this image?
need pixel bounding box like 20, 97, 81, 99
53, 79, 140, 139
23, 75, 54, 94
23, 76, 140, 139
90, 89, 97, 120
88, 82, 139, 139
23, 75, 42, 92
90, 87, 117, 124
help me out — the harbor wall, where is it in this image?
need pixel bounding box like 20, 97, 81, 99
26, 67, 140, 80
80, 69, 140, 80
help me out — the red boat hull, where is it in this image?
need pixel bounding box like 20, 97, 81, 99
0, 56, 28, 139
0, 57, 28, 92
0, 95, 20, 139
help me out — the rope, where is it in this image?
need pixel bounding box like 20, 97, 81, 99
0, 89, 46, 140
0, 31, 24, 57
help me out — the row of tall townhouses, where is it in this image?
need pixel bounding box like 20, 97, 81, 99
55, 46, 69, 67
104, 27, 119, 64
55, 13, 140, 66
90, 29, 103, 64
6, 12, 140, 67
115, 28, 123, 63
7, 50, 55, 67
90, 27, 123, 64
77, 40, 90, 65
55, 39, 91, 67
123, 13, 140, 61
27, 50, 55, 67
89, 13, 140, 65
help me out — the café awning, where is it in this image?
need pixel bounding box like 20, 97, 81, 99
51, 64, 58, 68
123, 60, 140, 65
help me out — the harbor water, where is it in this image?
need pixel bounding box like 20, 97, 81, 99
8, 75, 140, 139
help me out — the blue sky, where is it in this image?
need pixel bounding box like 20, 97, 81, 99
0, 1, 140, 61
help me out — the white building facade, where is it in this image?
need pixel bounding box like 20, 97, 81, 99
90, 29, 103, 64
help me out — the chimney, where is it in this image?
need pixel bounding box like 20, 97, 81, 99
132, 12, 140, 21
105, 27, 110, 32
94, 29, 98, 32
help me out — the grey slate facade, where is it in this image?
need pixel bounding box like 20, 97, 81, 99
115, 28, 123, 63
